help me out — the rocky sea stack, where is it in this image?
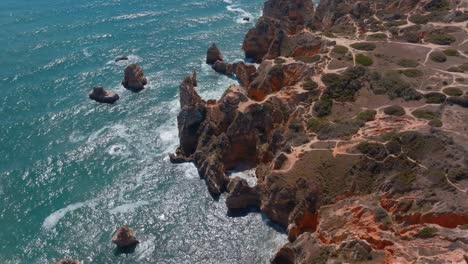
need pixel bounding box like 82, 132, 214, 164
111, 225, 139, 248
172, 0, 468, 263
89, 86, 119, 104
122, 64, 147, 92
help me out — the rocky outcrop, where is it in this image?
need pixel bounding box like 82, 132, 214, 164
206, 43, 223, 64
226, 177, 260, 210
115, 56, 128, 62
89, 86, 119, 104
111, 225, 139, 248
121, 64, 147, 92
212, 61, 257, 87
56, 259, 81, 264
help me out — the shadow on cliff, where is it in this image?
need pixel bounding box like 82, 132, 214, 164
227, 208, 287, 234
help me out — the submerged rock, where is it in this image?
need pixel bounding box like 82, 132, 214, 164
89, 86, 119, 104
114, 56, 128, 62
122, 64, 147, 92
56, 259, 81, 264
112, 225, 139, 248
206, 43, 223, 64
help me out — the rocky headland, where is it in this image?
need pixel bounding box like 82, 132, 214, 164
172, 0, 468, 263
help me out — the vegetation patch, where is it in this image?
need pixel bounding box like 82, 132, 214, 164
393, 170, 417, 193
428, 119, 443, 127
448, 167, 468, 182
350, 42, 377, 51
384, 20, 407, 27
443, 49, 459, 56
409, 14, 429, 24
315, 120, 363, 140
429, 51, 447, 63
367, 33, 387, 41
397, 59, 419, 68
399, 69, 423, 78
295, 55, 321, 64
447, 66, 463, 73
332, 45, 349, 55
274, 57, 286, 64
314, 96, 333, 117
423, 0, 449, 11
322, 66, 368, 102
370, 71, 422, 100
459, 63, 468, 71
307, 118, 328, 132
402, 31, 420, 43
412, 109, 439, 120
357, 109, 377, 122
425, 30, 456, 45
303, 78, 319, 90
355, 54, 373, 66
384, 105, 405, 116
425, 92, 446, 104
442, 87, 463, 97
416, 227, 438, 239
356, 142, 388, 161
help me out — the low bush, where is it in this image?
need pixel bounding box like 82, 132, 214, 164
274, 57, 286, 64
350, 42, 377, 51
370, 71, 422, 100
412, 109, 439, 120
356, 54, 374, 66
322, 66, 368, 101
295, 55, 321, 63
425, 30, 456, 45
409, 14, 429, 24
384, 105, 405, 116
333, 45, 349, 55
399, 69, 423, 78
357, 109, 377, 122
314, 96, 333, 117
443, 49, 459, 56
428, 119, 443, 127
356, 142, 388, 161
447, 167, 468, 182
303, 78, 319, 90
367, 33, 387, 41
397, 59, 419, 68
442, 87, 463, 97
417, 227, 438, 239
447, 67, 463, 73
429, 51, 447, 63
425, 92, 446, 104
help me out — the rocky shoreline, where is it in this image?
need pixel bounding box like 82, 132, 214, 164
171, 0, 468, 263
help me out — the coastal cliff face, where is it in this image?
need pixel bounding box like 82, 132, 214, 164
172, 0, 468, 262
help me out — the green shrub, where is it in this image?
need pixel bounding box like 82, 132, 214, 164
423, 0, 449, 11
399, 69, 423, 78
356, 142, 388, 160
333, 45, 349, 55
295, 55, 321, 63
315, 120, 363, 140
429, 51, 447, 63
398, 59, 419, 68
417, 227, 438, 238
357, 109, 377, 122
442, 87, 463, 96
322, 66, 368, 101
459, 224, 468, 230
350, 42, 377, 51
330, 24, 356, 35
428, 119, 443, 127
303, 78, 319, 90
393, 170, 416, 193
384, 105, 405, 116
274, 57, 286, 64
367, 33, 387, 41
425, 30, 456, 45
307, 118, 328, 132
459, 63, 468, 71
314, 96, 333, 117
409, 14, 429, 24
447, 67, 463, 73
402, 32, 420, 43
356, 54, 374, 66
447, 167, 468, 182
443, 49, 459, 56
384, 20, 407, 27
412, 109, 439, 120
370, 71, 422, 100
425, 92, 446, 104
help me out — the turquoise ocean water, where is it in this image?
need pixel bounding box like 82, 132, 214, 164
0, 0, 288, 263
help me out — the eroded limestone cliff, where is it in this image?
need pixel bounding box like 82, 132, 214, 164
172, 0, 468, 262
